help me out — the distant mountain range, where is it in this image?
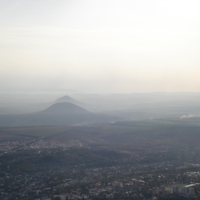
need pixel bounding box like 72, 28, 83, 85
0, 102, 116, 127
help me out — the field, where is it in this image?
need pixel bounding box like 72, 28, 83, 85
1, 118, 200, 148
0, 126, 72, 138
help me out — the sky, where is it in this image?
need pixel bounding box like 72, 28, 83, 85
0, 0, 200, 93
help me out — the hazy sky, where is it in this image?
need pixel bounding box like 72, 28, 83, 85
0, 0, 200, 93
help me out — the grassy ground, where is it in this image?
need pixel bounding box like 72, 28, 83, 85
1, 118, 200, 147
0, 126, 72, 138
115, 118, 200, 127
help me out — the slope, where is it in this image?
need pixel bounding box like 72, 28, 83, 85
0, 102, 116, 127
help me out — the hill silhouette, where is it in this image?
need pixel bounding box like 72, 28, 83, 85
0, 102, 116, 127
54, 95, 83, 106
41, 102, 89, 115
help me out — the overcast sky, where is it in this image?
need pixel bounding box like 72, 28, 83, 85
0, 0, 200, 93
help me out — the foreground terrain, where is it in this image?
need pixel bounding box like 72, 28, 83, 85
1, 119, 200, 200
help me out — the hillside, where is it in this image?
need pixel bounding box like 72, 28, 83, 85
0, 102, 116, 127
41, 102, 89, 115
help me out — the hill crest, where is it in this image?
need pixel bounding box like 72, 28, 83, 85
55, 95, 82, 104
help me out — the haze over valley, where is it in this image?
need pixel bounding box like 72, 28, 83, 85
1, 0, 200, 199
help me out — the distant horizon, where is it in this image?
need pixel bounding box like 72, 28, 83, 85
1, 90, 200, 95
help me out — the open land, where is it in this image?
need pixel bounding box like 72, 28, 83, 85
1, 118, 200, 200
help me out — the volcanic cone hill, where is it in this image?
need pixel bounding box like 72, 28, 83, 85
0, 102, 116, 127
41, 102, 89, 115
